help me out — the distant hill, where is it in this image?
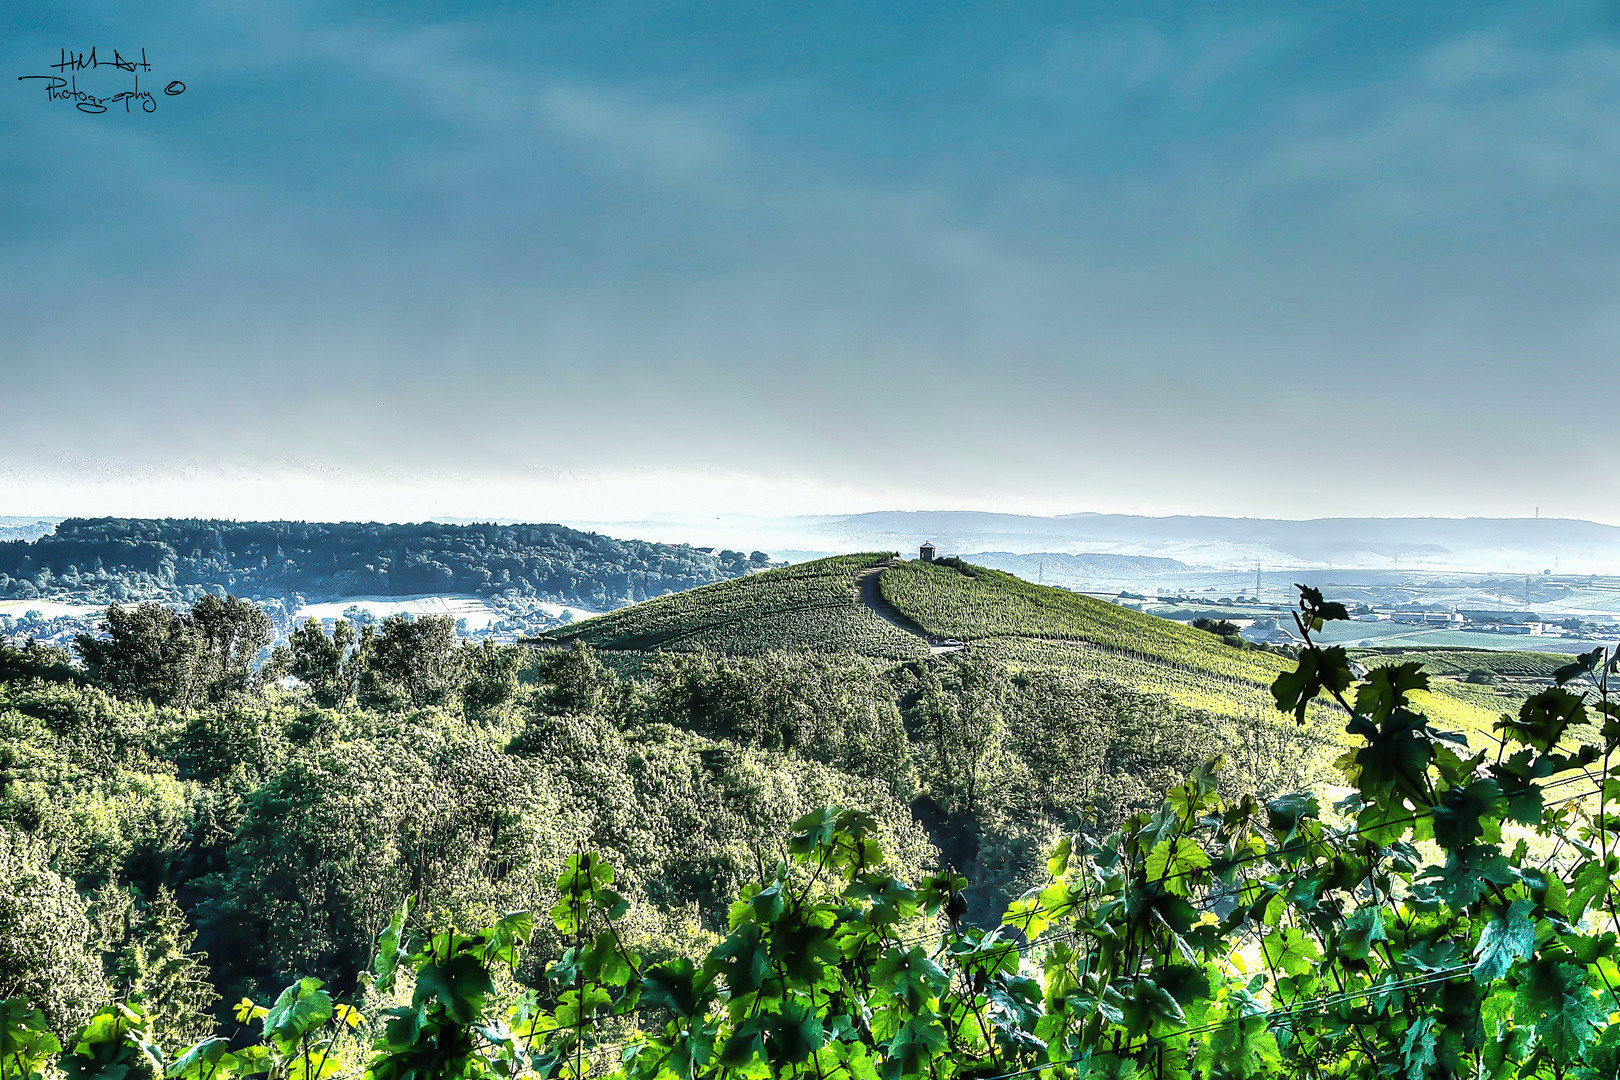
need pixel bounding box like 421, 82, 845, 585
828, 511, 1620, 572
0, 517, 60, 544
0, 518, 767, 610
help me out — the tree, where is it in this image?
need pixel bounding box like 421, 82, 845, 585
286, 617, 357, 707
91, 884, 217, 1048
75, 596, 272, 708
639, 650, 912, 791
532, 642, 620, 717
458, 639, 520, 720
0, 827, 109, 1035
188, 594, 272, 700
366, 615, 459, 708
908, 656, 1010, 821
0, 636, 81, 685
75, 603, 206, 708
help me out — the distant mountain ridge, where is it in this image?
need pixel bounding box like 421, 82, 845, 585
551, 510, 1620, 574
818, 512, 1620, 572
0, 517, 60, 544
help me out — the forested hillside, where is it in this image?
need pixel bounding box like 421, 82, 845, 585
10, 581, 1620, 1077
0, 518, 770, 610
2, 572, 1323, 1049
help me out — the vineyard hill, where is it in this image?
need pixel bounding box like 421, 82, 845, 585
542, 552, 1291, 682
542, 552, 1521, 734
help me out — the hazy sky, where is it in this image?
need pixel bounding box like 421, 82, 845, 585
6, 2, 1620, 522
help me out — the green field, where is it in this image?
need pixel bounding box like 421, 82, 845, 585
1350, 647, 1573, 679
1317, 621, 1613, 653
541, 553, 927, 659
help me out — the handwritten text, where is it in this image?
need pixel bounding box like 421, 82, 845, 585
17, 48, 184, 114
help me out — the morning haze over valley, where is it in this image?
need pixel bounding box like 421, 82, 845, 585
6, 5, 1620, 1079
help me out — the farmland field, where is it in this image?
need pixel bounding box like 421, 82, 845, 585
541, 553, 927, 659
1406, 683, 1528, 740
1351, 647, 1573, 679
1316, 622, 1616, 653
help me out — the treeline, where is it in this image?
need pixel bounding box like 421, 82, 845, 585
0, 598, 1324, 1044
0, 518, 771, 610
58, 597, 523, 714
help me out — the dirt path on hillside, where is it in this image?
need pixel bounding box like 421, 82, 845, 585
853, 562, 963, 654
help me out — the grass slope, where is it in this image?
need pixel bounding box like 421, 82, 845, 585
541, 554, 927, 659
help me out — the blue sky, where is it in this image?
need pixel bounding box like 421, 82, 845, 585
5, 2, 1620, 521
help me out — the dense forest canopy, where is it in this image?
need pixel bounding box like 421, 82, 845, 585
0, 519, 771, 610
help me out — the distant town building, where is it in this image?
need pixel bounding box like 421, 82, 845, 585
1390, 611, 1463, 625
919, 543, 936, 562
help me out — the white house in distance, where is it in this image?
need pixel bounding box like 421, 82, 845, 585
919, 543, 936, 562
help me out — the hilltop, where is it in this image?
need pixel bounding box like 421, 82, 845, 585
544, 552, 1295, 706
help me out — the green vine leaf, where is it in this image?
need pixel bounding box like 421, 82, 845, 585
414, 955, 494, 1027
1473, 899, 1536, 983
1260, 927, 1321, 977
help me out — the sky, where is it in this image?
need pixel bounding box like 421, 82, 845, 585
5, 1, 1620, 524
